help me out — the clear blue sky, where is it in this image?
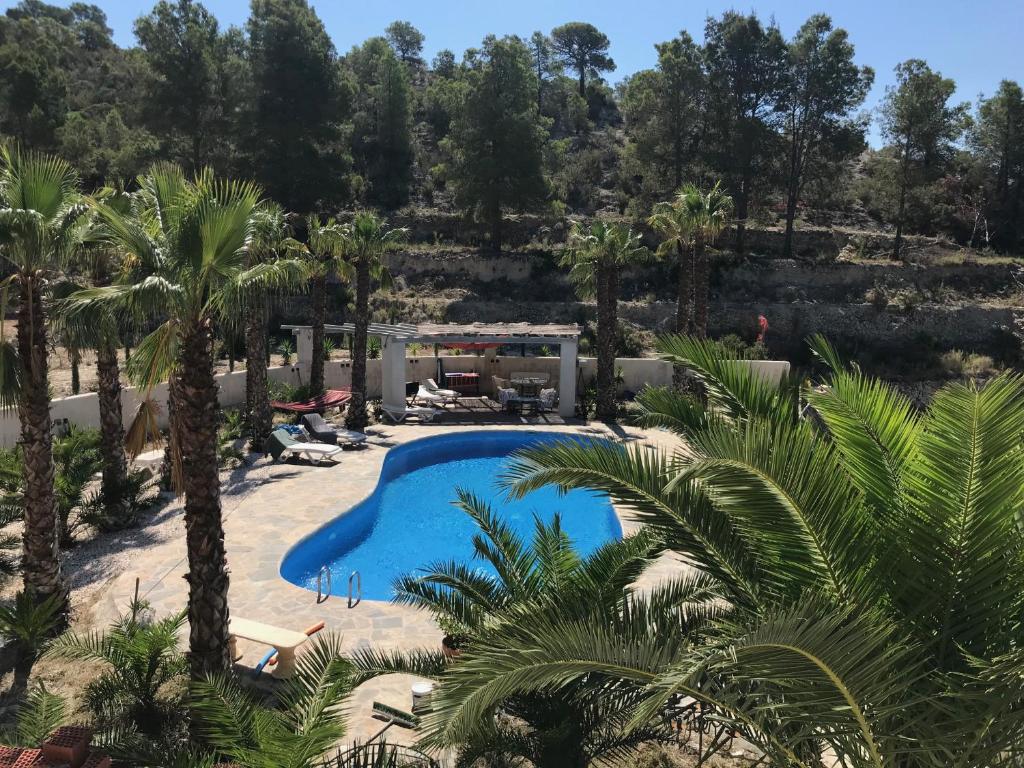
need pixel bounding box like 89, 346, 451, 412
6, 0, 1023, 144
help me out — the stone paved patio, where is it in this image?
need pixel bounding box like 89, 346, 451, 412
73, 419, 684, 751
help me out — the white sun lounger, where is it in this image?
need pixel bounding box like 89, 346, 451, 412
424, 378, 461, 403
280, 441, 343, 464
414, 386, 450, 406
381, 404, 441, 424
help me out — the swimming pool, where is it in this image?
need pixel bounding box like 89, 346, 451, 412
280, 430, 621, 601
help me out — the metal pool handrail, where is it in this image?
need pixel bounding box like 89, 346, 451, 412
316, 565, 332, 604
348, 570, 362, 608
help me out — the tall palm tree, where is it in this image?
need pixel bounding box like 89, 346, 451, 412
304, 216, 348, 397
649, 183, 732, 338
246, 205, 307, 451
0, 146, 86, 620
560, 220, 651, 421
341, 212, 404, 431
451, 335, 1024, 768
351, 490, 672, 767
53, 202, 133, 525
61, 166, 306, 679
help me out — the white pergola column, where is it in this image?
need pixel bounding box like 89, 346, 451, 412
558, 340, 577, 418
294, 328, 314, 374
382, 337, 407, 409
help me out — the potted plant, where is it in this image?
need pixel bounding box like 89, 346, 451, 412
438, 617, 470, 659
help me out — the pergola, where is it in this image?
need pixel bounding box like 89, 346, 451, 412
284, 322, 581, 418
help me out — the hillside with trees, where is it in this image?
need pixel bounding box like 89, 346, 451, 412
2, 0, 1023, 380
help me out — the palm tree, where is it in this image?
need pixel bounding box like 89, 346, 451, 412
53, 203, 133, 525
190, 633, 355, 768
341, 212, 404, 431
61, 166, 306, 679
304, 216, 348, 397
47, 593, 187, 739
649, 183, 732, 338
350, 490, 672, 767
459, 335, 1024, 767
0, 146, 86, 621
246, 205, 307, 451
560, 221, 650, 421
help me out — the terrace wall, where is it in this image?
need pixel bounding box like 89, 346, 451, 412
0, 357, 788, 448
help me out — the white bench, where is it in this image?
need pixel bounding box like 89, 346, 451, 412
229, 617, 310, 679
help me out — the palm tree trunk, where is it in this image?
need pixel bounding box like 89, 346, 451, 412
69, 348, 80, 395
245, 300, 272, 452
693, 234, 709, 338
16, 277, 69, 620
675, 240, 692, 333
595, 265, 618, 422
175, 321, 231, 680
346, 257, 371, 431
95, 340, 130, 523
309, 272, 326, 396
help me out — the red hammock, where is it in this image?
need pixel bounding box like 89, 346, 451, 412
270, 389, 352, 414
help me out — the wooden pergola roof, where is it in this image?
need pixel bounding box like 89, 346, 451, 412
283, 322, 580, 345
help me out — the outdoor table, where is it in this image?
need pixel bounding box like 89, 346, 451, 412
511, 376, 546, 398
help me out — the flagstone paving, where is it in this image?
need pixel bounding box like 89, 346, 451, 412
72, 420, 684, 750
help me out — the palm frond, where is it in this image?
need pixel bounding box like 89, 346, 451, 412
900, 373, 1024, 663
501, 438, 761, 609
656, 334, 797, 425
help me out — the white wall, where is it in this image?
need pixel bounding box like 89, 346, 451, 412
0, 365, 305, 449
0, 357, 790, 448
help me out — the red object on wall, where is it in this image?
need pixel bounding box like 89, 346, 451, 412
756, 315, 769, 343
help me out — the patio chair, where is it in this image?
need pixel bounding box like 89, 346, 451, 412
496, 387, 520, 413
380, 404, 442, 424
538, 388, 558, 412
300, 413, 368, 447
266, 428, 343, 464
423, 378, 461, 403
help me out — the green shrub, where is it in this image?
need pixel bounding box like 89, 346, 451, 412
47, 593, 188, 739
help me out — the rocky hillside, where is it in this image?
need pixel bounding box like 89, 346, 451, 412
274, 213, 1024, 379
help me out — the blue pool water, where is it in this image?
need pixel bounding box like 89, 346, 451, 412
280, 431, 621, 601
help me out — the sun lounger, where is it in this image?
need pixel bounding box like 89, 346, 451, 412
266, 428, 342, 463
381, 404, 441, 424
423, 378, 461, 403
300, 413, 368, 447
229, 617, 310, 679
413, 386, 449, 406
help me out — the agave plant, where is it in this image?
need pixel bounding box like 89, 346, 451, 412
442, 334, 1024, 767
350, 490, 681, 767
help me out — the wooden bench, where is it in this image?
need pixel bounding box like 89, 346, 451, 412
229, 617, 310, 679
